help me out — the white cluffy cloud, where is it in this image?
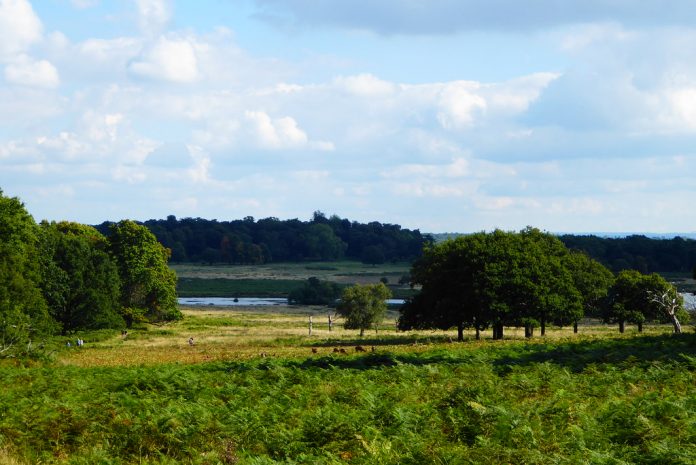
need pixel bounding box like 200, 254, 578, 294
129, 36, 198, 83
0, 0, 42, 58
244, 110, 335, 151
135, 0, 172, 34
4, 54, 59, 88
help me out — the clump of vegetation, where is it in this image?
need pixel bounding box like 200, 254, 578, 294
400, 228, 689, 341
337, 283, 392, 336
114, 211, 431, 264
287, 277, 343, 305
0, 191, 179, 358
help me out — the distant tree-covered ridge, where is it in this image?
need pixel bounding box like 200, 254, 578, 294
433, 232, 696, 274
96, 211, 431, 264
558, 234, 696, 273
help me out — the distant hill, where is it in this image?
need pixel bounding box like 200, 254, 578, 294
96, 212, 432, 265
429, 231, 696, 273
557, 232, 696, 240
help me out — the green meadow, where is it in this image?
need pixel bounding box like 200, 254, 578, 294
1, 305, 694, 464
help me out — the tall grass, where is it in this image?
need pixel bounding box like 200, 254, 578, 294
1, 325, 694, 464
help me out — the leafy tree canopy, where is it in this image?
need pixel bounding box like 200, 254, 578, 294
0, 190, 55, 355
337, 283, 392, 336
39, 221, 123, 333
401, 228, 601, 340
603, 270, 688, 333
287, 277, 343, 306
107, 220, 180, 326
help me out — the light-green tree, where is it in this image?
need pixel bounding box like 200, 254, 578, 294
337, 283, 391, 336
107, 220, 180, 326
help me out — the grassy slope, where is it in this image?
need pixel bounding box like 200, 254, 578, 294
1, 308, 695, 465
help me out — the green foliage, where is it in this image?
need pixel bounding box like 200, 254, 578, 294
287, 277, 343, 305
604, 270, 688, 333
39, 222, 124, 333
110, 214, 429, 264
0, 190, 55, 356
108, 220, 180, 325
560, 233, 696, 273
401, 228, 597, 339
0, 334, 695, 463
337, 283, 392, 336
563, 251, 615, 319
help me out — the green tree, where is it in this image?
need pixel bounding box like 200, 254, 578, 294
337, 283, 391, 336
603, 270, 651, 333
39, 222, 123, 333
108, 220, 180, 326
400, 233, 489, 341
0, 190, 55, 356
287, 277, 343, 306
400, 228, 585, 340
562, 251, 614, 332
643, 273, 687, 333
304, 224, 347, 261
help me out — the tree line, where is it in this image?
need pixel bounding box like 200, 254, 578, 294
0, 190, 180, 357
558, 234, 696, 273
436, 233, 696, 273
400, 228, 689, 340
95, 211, 430, 265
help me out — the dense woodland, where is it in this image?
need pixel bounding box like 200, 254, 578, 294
97, 216, 696, 273
96, 211, 430, 265
559, 234, 696, 273
0, 190, 179, 357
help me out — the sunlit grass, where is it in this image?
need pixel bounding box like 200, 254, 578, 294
53, 305, 681, 368
1, 305, 694, 464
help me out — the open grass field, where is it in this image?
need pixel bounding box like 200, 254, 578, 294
1, 306, 695, 464
173, 261, 415, 298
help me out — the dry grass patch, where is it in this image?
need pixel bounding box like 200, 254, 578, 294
54, 304, 680, 368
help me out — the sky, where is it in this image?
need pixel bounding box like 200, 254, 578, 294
2, 0, 696, 234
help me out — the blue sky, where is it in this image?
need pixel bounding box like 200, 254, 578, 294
2, 0, 696, 233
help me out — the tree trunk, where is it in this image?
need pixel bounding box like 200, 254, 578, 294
619, 320, 625, 333
670, 313, 682, 334
493, 322, 504, 340
540, 317, 546, 336
637, 321, 643, 333
573, 322, 578, 334
524, 324, 534, 338
475, 326, 480, 340
360, 328, 364, 337
457, 322, 464, 342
